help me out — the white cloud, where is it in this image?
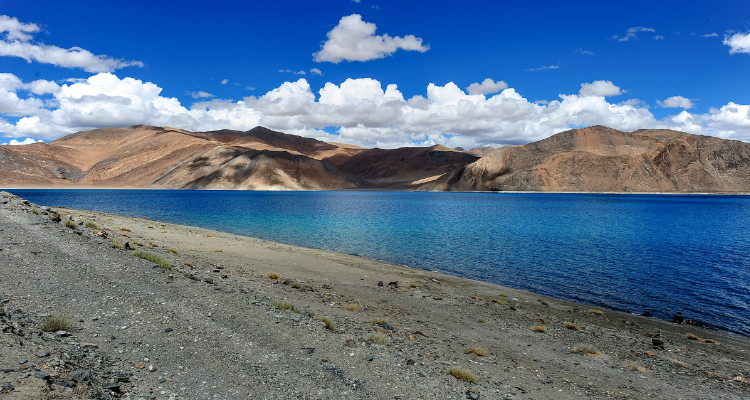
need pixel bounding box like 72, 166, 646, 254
575, 48, 593, 55
525, 65, 559, 72
1, 72, 750, 147
579, 80, 622, 97
724, 32, 750, 54
1, 137, 43, 145
612, 27, 655, 42
310, 68, 323, 76
702, 33, 718, 38
0, 15, 39, 41
654, 35, 664, 40
221, 79, 229, 84
279, 69, 306, 75
465, 78, 508, 95
657, 96, 694, 109
313, 14, 429, 63
0, 15, 143, 73
188, 91, 214, 98
246, 86, 256, 91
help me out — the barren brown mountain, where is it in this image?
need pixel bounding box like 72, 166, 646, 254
424, 125, 750, 193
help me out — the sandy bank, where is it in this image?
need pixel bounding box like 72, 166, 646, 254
1, 191, 749, 399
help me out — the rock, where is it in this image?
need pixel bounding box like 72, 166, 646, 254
0, 369, 14, 374
157, 376, 166, 383
652, 338, 665, 348
1, 382, 14, 392
148, 365, 156, 372
466, 390, 480, 400
165, 328, 174, 333
52, 381, 74, 388
322, 284, 333, 290
365, 356, 374, 362
102, 382, 121, 392
406, 359, 415, 366
35, 371, 50, 380
377, 281, 384, 287
69, 370, 90, 382
135, 361, 145, 369
56, 330, 71, 337
79, 342, 98, 348
387, 281, 399, 288
382, 322, 395, 331
203, 278, 214, 284
35, 350, 50, 357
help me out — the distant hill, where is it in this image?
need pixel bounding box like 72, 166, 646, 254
1, 124, 748, 192
422, 125, 750, 193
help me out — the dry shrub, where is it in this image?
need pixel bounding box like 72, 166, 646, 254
267, 272, 281, 280
563, 321, 580, 331
530, 325, 547, 333
573, 344, 602, 356
464, 346, 487, 357
446, 367, 478, 383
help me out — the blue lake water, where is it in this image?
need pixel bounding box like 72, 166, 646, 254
8, 189, 750, 335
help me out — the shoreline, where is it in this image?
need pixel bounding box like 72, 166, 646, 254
2, 191, 750, 399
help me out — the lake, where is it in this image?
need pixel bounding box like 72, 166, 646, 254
8, 189, 750, 335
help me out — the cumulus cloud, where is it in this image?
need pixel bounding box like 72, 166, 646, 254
702, 33, 719, 38
313, 14, 429, 63
724, 32, 750, 54
525, 65, 559, 72
1, 137, 43, 145
221, 79, 229, 84
657, 96, 694, 109
279, 69, 306, 75
465, 78, 508, 95
188, 91, 213, 98
579, 80, 622, 97
611, 27, 655, 42
310, 68, 323, 76
654, 35, 664, 40
0, 15, 143, 73
1, 72, 749, 147
575, 48, 593, 55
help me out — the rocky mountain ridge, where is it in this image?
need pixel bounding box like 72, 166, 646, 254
1, 124, 749, 193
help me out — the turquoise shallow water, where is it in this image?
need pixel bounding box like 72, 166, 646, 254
9, 189, 750, 335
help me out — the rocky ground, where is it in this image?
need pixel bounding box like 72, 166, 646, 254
1, 190, 750, 399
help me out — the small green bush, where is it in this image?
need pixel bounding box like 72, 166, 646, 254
63, 218, 77, 229
447, 367, 478, 383
40, 314, 73, 332
31, 208, 41, 215
85, 221, 100, 229
128, 249, 172, 270
110, 239, 125, 249
367, 332, 390, 345
316, 316, 335, 330
272, 302, 300, 313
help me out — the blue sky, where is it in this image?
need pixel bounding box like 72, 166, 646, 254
1, 0, 749, 148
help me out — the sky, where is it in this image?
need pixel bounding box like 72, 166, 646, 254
1, 0, 749, 148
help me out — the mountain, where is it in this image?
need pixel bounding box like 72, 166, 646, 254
0, 125, 367, 190
422, 125, 750, 193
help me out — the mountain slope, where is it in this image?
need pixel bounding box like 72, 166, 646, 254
423, 125, 750, 192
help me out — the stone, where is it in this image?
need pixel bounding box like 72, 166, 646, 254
56, 330, 71, 337
69, 370, 90, 382
652, 338, 664, 348
135, 362, 145, 369
53, 381, 74, 388
157, 376, 166, 383
387, 281, 399, 288
35, 371, 50, 380
377, 281, 384, 287
148, 365, 156, 372
79, 342, 98, 348
35, 350, 50, 357
164, 328, 174, 333
322, 284, 333, 289
466, 390, 480, 400
365, 356, 374, 361
382, 322, 395, 331
102, 383, 121, 392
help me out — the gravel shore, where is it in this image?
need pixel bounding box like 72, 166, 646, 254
1, 190, 750, 399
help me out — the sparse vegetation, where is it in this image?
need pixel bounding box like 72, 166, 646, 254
371, 318, 387, 325
687, 333, 700, 340
132, 240, 144, 246
367, 332, 390, 345
267, 272, 281, 280
120, 227, 131, 232
128, 249, 172, 270
589, 309, 604, 316
626, 363, 646, 372
498, 293, 507, 297
290, 282, 302, 289
31, 208, 40, 215
85, 221, 100, 229
149, 241, 159, 247
148, 226, 154, 229
564, 321, 581, 331
573, 344, 602, 355
464, 345, 487, 356
40, 314, 73, 332
409, 283, 420, 288
471, 295, 482, 300
63, 218, 77, 229
120, 233, 130, 238
703, 339, 717, 344
672, 360, 691, 368
447, 367, 478, 383
184, 262, 193, 267
346, 304, 361, 311
272, 302, 300, 313
110, 239, 125, 249
531, 325, 547, 333
167, 247, 178, 254
215, 249, 223, 252
491, 299, 507, 305
316, 316, 335, 330
477, 318, 486, 323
